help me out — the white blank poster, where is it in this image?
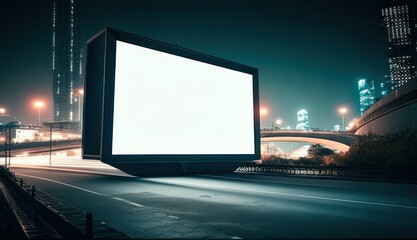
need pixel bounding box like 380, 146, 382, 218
112, 41, 255, 155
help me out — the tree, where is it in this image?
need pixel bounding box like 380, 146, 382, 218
307, 144, 335, 164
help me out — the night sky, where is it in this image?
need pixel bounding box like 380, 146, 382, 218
1, 0, 391, 129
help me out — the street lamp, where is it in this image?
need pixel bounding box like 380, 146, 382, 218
0, 107, 12, 123
34, 101, 44, 126
275, 119, 282, 130
78, 89, 84, 128
260, 108, 268, 130
0, 134, 6, 166
339, 107, 347, 131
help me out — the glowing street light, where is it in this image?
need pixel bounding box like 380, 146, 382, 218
274, 119, 282, 130
260, 108, 268, 130
0, 107, 12, 123
34, 101, 44, 126
77, 89, 84, 131
78, 89, 84, 120
339, 107, 347, 131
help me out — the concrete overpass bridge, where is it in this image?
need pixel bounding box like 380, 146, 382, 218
351, 81, 417, 135
263, 81, 417, 153
260, 130, 359, 152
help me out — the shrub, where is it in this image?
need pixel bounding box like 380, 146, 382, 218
334, 129, 417, 166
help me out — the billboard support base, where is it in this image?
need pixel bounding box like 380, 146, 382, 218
107, 162, 252, 177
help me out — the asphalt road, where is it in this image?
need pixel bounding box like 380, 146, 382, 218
10, 166, 417, 239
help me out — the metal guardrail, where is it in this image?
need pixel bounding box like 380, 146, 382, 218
0, 166, 131, 239
0, 166, 92, 239
236, 164, 417, 181
0, 179, 28, 238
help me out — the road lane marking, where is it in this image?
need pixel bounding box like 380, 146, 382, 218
16, 173, 145, 208
11, 165, 133, 177
154, 179, 417, 210
111, 197, 146, 208
17, 173, 107, 196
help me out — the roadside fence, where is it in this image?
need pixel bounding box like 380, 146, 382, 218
235, 164, 417, 181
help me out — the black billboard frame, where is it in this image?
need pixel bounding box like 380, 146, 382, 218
83, 28, 260, 175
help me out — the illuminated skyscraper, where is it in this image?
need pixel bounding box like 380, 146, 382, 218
52, 0, 83, 122
358, 79, 375, 115
296, 109, 309, 131
382, 1, 417, 89
380, 74, 392, 97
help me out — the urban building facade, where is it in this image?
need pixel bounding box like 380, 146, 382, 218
380, 74, 392, 97
382, 0, 417, 90
10, 126, 82, 143
358, 79, 376, 115
52, 0, 83, 122
296, 109, 310, 131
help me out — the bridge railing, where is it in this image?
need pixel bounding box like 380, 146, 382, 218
260, 130, 358, 146
236, 164, 417, 181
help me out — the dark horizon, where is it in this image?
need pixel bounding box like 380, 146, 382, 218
1, 0, 393, 129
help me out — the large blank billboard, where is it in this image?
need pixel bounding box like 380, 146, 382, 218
113, 41, 255, 155
83, 28, 260, 175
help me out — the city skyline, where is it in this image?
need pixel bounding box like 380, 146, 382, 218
1, 0, 394, 129
382, 1, 417, 89
52, 0, 84, 122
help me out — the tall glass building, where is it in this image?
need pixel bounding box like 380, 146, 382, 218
380, 74, 392, 97
52, 0, 83, 123
296, 109, 310, 131
382, 0, 417, 90
358, 79, 375, 115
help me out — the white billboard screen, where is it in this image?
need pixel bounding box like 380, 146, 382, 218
112, 41, 255, 155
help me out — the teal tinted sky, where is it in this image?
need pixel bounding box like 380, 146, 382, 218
1, 0, 390, 128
